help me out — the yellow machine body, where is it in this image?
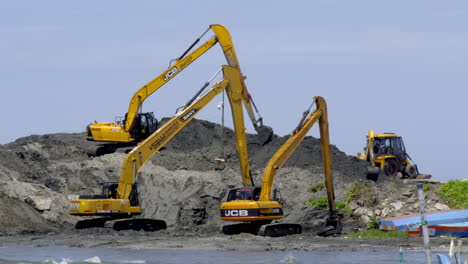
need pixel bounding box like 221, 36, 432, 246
220, 193, 283, 222
69, 198, 141, 216
87, 122, 131, 143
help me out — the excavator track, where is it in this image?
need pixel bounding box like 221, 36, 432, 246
75, 217, 113, 229
112, 219, 167, 232
222, 222, 302, 237
257, 223, 302, 237
75, 217, 166, 232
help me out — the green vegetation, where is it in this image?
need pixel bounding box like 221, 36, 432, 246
344, 229, 408, 239
309, 183, 376, 215
336, 201, 352, 214
345, 183, 377, 207
309, 196, 351, 213
366, 215, 380, 230
309, 183, 325, 193
438, 180, 468, 209
309, 196, 329, 209
423, 183, 434, 192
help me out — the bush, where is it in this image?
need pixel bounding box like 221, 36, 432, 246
336, 201, 351, 214
309, 183, 325, 193
423, 183, 434, 192
438, 180, 468, 209
345, 183, 377, 207
366, 215, 380, 229
309, 197, 351, 214
309, 196, 329, 209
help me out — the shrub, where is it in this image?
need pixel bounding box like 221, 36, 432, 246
438, 180, 468, 209
345, 183, 377, 207
308, 196, 329, 209
366, 215, 380, 230
423, 184, 434, 192
309, 183, 325, 193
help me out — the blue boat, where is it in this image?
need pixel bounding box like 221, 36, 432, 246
379, 209, 468, 235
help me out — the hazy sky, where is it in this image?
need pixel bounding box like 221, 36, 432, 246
1, 1, 467, 182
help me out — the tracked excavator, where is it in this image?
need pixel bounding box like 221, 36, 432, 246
220, 96, 343, 237
86, 24, 272, 156
70, 65, 261, 230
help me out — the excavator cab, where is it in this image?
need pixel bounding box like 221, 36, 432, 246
226, 187, 259, 201
226, 187, 281, 202
130, 112, 158, 141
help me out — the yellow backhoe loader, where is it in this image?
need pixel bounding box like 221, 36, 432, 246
86, 24, 272, 155
70, 65, 262, 230
357, 131, 422, 179
219, 96, 342, 237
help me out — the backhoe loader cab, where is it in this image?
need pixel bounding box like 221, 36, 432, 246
357, 131, 418, 179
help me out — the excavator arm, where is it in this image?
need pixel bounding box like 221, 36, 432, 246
123, 24, 272, 144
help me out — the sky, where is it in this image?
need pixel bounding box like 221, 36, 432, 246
1, 1, 467, 182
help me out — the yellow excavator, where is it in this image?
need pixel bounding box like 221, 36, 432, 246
357, 131, 420, 179
70, 65, 262, 230
86, 24, 272, 155
220, 96, 342, 237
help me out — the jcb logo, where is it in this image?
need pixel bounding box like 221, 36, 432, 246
225, 209, 248, 217
163, 67, 178, 81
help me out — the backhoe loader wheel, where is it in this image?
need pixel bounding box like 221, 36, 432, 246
405, 164, 417, 179
384, 159, 398, 177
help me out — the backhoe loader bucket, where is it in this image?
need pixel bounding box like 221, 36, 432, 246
255, 125, 274, 145
366, 166, 381, 181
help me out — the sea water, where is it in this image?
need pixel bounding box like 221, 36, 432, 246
0, 246, 447, 264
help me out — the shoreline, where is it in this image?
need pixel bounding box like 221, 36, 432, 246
0, 231, 464, 253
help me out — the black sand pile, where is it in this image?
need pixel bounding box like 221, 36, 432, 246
0, 119, 392, 235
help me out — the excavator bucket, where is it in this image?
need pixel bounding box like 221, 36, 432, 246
317, 213, 343, 237
255, 125, 274, 145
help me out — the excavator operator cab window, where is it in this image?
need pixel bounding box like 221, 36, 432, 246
134, 113, 159, 141
101, 183, 118, 198
226, 187, 259, 201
